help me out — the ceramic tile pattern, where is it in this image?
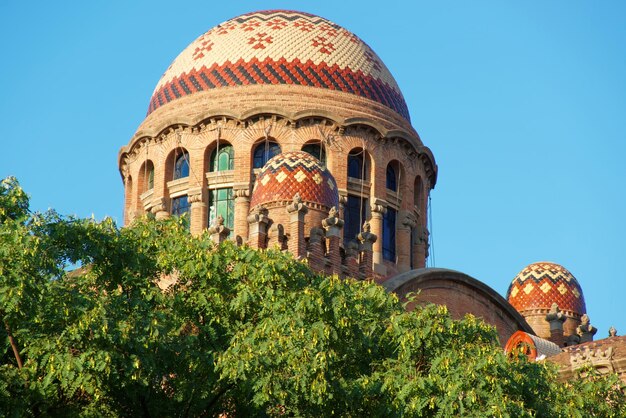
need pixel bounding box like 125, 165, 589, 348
148, 10, 409, 120
250, 151, 339, 209
506, 262, 586, 314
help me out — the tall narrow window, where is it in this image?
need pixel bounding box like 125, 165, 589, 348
171, 195, 190, 217
147, 165, 154, 190
414, 176, 424, 214
210, 145, 234, 172
253, 141, 281, 168
348, 150, 365, 179
383, 207, 397, 261
208, 188, 234, 230
302, 143, 326, 165
386, 164, 397, 191
344, 194, 367, 245
174, 152, 190, 179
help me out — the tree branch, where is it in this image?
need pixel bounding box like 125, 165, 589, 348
3, 317, 23, 369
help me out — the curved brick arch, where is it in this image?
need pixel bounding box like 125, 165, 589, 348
384, 268, 534, 346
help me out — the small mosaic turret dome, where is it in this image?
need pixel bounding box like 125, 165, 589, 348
147, 10, 409, 120
506, 262, 586, 316
250, 151, 339, 210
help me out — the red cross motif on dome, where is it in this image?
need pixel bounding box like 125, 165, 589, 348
294, 21, 314, 32
241, 21, 261, 31
266, 18, 288, 30
312, 36, 335, 54
364, 50, 382, 72
318, 23, 338, 37
248, 32, 273, 49
192, 37, 214, 60
215, 23, 237, 35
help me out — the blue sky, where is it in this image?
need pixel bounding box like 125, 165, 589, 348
2, 1, 625, 337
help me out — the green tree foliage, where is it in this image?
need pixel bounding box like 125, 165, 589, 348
1, 177, 625, 417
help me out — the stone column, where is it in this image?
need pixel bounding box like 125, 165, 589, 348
322, 206, 344, 275
247, 206, 269, 249
307, 227, 326, 272
576, 314, 598, 343
357, 221, 377, 279
398, 211, 417, 273
344, 240, 359, 278
233, 183, 251, 242
188, 187, 206, 236
413, 224, 429, 269
545, 303, 567, 347
369, 200, 386, 275
286, 193, 308, 259
151, 197, 169, 220
207, 214, 231, 244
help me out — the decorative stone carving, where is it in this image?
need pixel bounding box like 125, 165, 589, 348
609, 326, 618, 337
576, 314, 598, 343
187, 192, 203, 205
570, 346, 615, 371
415, 225, 429, 245
345, 240, 359, 258
247, 205, 269, 225
286, 192, 308, 214
309, 227, 325, 242
546, 303, 566, 329
322, 206, 344, 230
150, 198, 167, 215
358, 220, 377, 249
370, 199, 387, 215
402, 211, 418, 229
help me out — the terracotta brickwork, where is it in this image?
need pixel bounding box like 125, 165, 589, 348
384, 268, 535, 346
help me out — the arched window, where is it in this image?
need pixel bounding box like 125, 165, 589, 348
348, 150, 365, 180
302, 143, 326, 165
210, 144, 234, 172
344, 194, 367, 245
382, 207, 397, 261
174, 152, 190, 179
253, 141, 281, 168
171, 195, 190, 217
386, 164, 397, 191
139, 160, 155, 192
208, 188, 234, 232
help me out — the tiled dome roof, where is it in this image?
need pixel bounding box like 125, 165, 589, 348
250, 151, 339, 209
506, 262, 586, 316
148, 10, 409, 120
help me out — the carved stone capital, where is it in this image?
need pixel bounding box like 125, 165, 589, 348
370, 198, 387, 215
286, 193, 308, 214
187, 187, 204, 205
576, 314, 598, 343
358, 220, 377, 247
545, 303, 566, 332
415, 225, 429, 245
233, 184, 251, 199
322, 206, 344, 229
402, 211, 418, 229
309, 227, 325, 241
345, 240, 359, 258
247, 206, 269, 225
150, 197, 167, 214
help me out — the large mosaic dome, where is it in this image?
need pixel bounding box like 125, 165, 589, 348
506, 262, 586, 316
147, 10, 409, 121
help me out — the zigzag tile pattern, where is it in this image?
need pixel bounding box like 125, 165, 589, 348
148, 10, 409, 120
506, 262, 586, 315
250, 151, 339, 209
